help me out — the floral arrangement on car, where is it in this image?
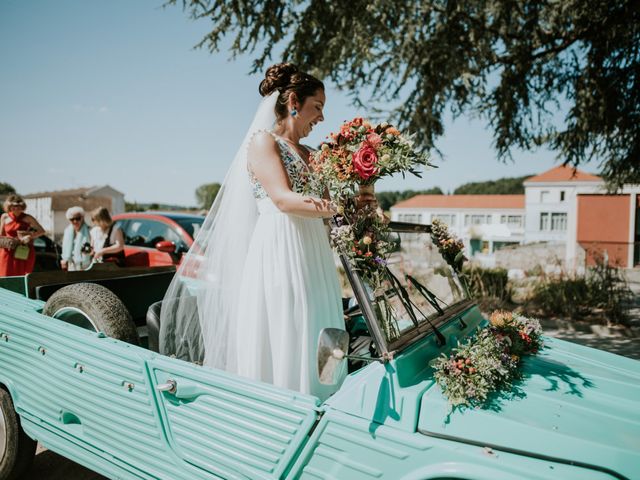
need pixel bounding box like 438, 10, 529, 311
433, 310, 544, 409
430, 218, 467, 273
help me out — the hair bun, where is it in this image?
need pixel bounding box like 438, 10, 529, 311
259, 63, 299, 97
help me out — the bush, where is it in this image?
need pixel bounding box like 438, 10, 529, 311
463, 266, 511, 310
527, 261, 632, 324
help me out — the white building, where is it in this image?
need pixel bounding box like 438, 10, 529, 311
391, 165, 640, 269
391, 194, 525, 257
24, 185, 125, 241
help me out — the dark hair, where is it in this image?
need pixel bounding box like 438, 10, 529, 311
259, 63, 324, 121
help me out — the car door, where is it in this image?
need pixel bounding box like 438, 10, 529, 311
148, 355, 320, 480
119, 218, 181, 266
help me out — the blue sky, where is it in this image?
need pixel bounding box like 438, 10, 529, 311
1, 0, 585, 206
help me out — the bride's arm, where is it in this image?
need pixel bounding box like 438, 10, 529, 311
248, 132, 336, 218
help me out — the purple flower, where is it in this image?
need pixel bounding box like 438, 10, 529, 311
374, 256, 386, 265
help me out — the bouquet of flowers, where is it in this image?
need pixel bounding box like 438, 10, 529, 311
430, 218, 467, 273
309, 117, 432, 198
309, 117, 433, 340
433, 310, 543, 408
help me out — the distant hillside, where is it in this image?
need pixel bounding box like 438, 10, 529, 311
376, 188, 443, 211
125, 201, 198, 212
453, 175, 532, 195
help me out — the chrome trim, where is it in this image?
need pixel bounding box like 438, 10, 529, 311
156, 380, 177, 394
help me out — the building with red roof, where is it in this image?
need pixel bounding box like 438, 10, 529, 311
391, 165, 640, 268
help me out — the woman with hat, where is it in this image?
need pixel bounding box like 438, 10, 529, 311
0, 194, 45, 276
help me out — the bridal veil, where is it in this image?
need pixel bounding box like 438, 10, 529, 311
159, 92, 278, 368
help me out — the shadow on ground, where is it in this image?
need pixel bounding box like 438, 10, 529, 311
24, 445, 107, 480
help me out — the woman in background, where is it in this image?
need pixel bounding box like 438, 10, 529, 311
0, 195, 45, 276
60, 206, 92, 271
89, 207, 125, 266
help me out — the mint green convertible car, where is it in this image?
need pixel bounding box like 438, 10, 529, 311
0, 223, 638, 480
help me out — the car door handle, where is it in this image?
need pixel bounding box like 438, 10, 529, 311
156, 379, 206, 400
156, 379, 177, 394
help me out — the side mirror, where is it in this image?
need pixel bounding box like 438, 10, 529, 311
155, 240, 176, 253
317, 328, 349, 385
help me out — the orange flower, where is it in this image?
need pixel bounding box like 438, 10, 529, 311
385, 126, 401, 135
489, 310, 513, 327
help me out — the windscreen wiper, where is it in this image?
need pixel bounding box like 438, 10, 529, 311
384, 267, 419, 327
385, 267, 446, 346
405, 274, 445, 316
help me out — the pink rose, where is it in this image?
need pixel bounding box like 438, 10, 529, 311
353, 144, 379, 180
366, 133, 382, 148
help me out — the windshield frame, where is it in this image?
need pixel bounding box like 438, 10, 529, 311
340, 221, 475, 355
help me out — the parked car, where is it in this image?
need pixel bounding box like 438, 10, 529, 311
112, 212, 204, 267
32, 234, 61, 271
0, 222, 638, 480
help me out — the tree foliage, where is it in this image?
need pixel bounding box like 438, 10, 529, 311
0, 182, 16, 195
195, 182, 222, 209
172, 0, 639, 186
454, 175, 530, 194
376, 187, 443, 211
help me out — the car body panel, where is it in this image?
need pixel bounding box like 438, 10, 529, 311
0, 287, 319, 480
325, 305, 486, 432
290, 410, 612, 480
418, 336, 640, 480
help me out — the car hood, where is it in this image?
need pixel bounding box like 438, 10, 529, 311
418, 337, 640, 479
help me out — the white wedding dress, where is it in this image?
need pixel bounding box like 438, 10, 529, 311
230, 132, 346, 400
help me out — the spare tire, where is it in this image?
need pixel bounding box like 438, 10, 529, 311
43, 283, 138, 345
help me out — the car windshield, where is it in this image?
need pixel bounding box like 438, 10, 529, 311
349, 223, 469, 352
173, 217, 204, 240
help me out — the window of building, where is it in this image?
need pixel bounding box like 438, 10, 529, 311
539, 212, 567, 231
540, 190, 550, 203
551, 212, 567, 231
560, 191, 565, 202
464, 214, 491, 226
398, 214, 422, 223
431, 214, 456, 226
500, 215, 523, 228
539, 212, 550, 231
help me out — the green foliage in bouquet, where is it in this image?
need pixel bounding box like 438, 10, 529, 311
330, 200, 392, 287
433, 310, 543, 408
309, 117, 432, 198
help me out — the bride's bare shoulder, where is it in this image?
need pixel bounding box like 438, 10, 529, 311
249, 130, 277, 149
248, 130, 280, 163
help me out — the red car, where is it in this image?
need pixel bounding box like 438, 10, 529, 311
113, 212, 204, 267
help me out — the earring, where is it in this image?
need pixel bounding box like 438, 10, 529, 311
290, 109, 298, 117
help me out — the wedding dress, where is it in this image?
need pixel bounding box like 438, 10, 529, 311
159, 93, 346, 401
232, 133, 346, 400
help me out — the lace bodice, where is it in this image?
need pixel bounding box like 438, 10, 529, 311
248, 132, 316, 200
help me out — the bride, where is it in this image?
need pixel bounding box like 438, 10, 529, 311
160, 63, 347, 399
